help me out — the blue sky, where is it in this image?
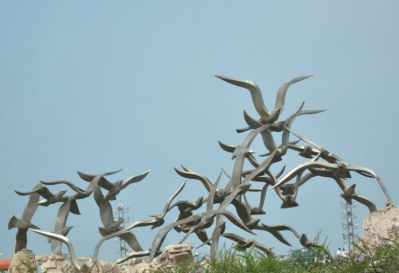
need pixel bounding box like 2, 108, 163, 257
1, 1, 398, 261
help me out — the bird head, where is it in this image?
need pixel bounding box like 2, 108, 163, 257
149, 215, 165, 229
232, 147, 255, 160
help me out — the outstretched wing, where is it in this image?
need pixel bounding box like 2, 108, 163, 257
122, 170, 150, 188
41, 180, 86, 195
77, 169, 122, 190
159, 181, 187, 218
174, 167, 212, 192
215, 75, 271, 120
275, 75, 312, 114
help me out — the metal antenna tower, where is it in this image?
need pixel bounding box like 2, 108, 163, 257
341, 198, 359, 253
113, 201, 130, 259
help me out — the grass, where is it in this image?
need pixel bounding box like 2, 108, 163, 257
155, 230, 399, 273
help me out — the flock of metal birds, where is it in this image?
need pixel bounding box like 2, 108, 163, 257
8, 75, 394, 271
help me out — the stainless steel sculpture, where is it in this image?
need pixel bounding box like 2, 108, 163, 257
10, 74, 394, 266
163, 74, 393, 260
8, 184, 41, 252
93, 181, 143, 251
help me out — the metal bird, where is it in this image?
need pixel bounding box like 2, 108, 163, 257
174, 166, 213, 192
149, 204, 255, 261
104, 170, 150, 200
177, 173, 222, 244
222, 233, 273, 256
170, 197, 205, 232
215, 75, 272, 121
29, 228, 93, 272
9, 185, 41, 252
93, 218, 160, 261
209, 215, 225, 259
216, 74, 311, 122
287, 129, 344, 163
16, 184, 67, 207
180, 175, 259, 243
77, 169, 123, 195
149, 181, 187, 229
230, 124, 272, 190
299, 234, 320, 248
93, 185, 143, 252
336, 178, 377, 212
168, 196, 205, 215
38, 180, 84, 215
149, 215, 202, 260
40, 179, 87, 196
253, 222, 300, 246
48, 191, 88, 254
116, 251, 150, 264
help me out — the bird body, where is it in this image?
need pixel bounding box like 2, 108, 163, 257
93, 184, 143, 252
149, 181, 187, 229
9, 186, 41, 252
174, 167, 213, 192
16, 184, 67, 206
104, 170, 150, 200
222, 232, 273, 255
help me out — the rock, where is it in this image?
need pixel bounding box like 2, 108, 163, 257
34, 255, 115, 273
16, 244, 193, 273
39, 254, 67, 273
363, 206, 399, 247
102, 263, 121, 273
9, 249, 37, 273
156, 243, 193, 267
125, 262, 153, 273
116, 244, 193, 273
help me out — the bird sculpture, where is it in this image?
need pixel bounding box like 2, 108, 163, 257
16, 184, 67, 207
29, 228, 92, 272
222, 232, 273, 256
10, 74, 394, 264
93, 183, 143, 251
9, 184, 41, 252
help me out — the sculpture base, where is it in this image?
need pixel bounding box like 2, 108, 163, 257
117, 243, 193, 273
24, 243, 193, 273
363, 206, 399, 247
9, 249, 37, 273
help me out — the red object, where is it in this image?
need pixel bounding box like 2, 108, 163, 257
0, 259, 11, 271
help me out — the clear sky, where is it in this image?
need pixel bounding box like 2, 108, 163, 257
1, 0, 398, 261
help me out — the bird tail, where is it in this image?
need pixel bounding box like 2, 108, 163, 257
70, 200, 80, 215
8, 216, 39, 230
281, 200, 299, 209
8, 216, 19, 229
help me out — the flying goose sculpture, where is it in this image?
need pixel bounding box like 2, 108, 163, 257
9, 184, 41, 252
215, 74, 312, 124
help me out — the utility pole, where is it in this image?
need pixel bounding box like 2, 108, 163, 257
113, 202, 130, 259
341, 198, 359, 253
